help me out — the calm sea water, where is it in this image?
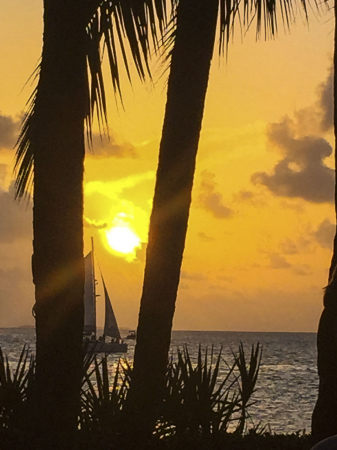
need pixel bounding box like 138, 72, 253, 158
0, 328, 317, 434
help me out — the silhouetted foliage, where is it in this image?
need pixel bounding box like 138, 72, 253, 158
0, 347, 35, 449
15, 0, 174, 198
0, 344, 265, 449
0, 346, 34, 430
158, 343, 262, 439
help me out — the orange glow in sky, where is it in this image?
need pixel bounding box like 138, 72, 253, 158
0, 1, 334, 331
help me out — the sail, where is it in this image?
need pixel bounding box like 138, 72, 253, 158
102, 276, 121, 339
83, 251, 96, 335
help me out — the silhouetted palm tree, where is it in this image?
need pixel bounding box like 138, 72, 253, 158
312, 3, 337, 442
130, 0, 311, 432
14, 0, 168, 447
130, 0, 219, 431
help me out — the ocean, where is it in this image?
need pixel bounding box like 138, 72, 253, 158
0, 328, 317, 434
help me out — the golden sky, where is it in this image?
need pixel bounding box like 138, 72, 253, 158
0, 1, 334, 331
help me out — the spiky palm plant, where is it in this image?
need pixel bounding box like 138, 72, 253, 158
78, 344, 261, 445
160, 346, 240, 437
0, 346, 34, 431
233, 343, 262, 435
158, 344, 262, 438
0, 343, 261, 449
80, 356, 131, 432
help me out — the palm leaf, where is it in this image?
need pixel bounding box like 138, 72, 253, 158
0, 346, 35, 430
14, 0, 173, 199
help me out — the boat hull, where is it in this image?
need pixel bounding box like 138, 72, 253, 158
85, 341, 127, 353
126, 333, 136, 340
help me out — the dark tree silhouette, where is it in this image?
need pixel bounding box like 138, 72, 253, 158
130, 0, 219, 431
27, 4, 87, 446
312, 3, 337, 442
14, 1, 168, 447
130, 0, 311, 434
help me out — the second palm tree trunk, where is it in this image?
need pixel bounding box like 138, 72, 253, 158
312, 3, 337, 443
129, 0, 219, 434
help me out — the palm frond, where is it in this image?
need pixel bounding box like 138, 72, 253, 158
158, 345, 250, 437
80, 355, 131, 432
14, 85, 38, 200
0, 346, 35, 430
161, 0, 316, 89
14, 0, 172, 199
233, 342, 262, 434
219, 0, 318, 52
15, 0, 319, 199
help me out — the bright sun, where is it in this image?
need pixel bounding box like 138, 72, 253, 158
106, 226, 141, 257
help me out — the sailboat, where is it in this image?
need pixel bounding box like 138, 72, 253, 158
83, 239, 127, 353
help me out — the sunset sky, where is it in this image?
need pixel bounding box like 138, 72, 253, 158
0, 0, 334, 331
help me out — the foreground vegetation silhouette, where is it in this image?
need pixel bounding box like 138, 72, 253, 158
0, 344, 275, 450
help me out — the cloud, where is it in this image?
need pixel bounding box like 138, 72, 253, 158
0, 113, 20, 150
313, 219, 335, 249
86, 134, 137, 159
292, 265, 312, 276
252, 68, 334, 204
279, 238, 298, 255
135, 243, 147, 262
235, 190, 255, 201
292, 67, 333, 135
0, 183, 32, 243
233, 189, 266, 206
199, 171, 233, 218
252, 117, 334, 203
0, 164, 7, 187
181, 271, 206, 281
318, 67, 333, 131
84, 217, 108, 229
85, 171, 155, 197
268, 253, 291, 269
198, 231, 214, 242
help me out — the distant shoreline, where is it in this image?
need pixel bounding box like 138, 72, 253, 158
0, 326, 316, 334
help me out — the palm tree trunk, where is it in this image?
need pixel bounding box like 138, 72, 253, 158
129, 0, 218, 433
32, 1, 87, 447
312, 3, 337, 442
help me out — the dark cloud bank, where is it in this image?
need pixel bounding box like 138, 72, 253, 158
0, 112, 20, 150
0, 183, 32, 242
313, 219, 335, 249
252, 118, 334, 203
319, 67, 333, 131
252, 68, 334, 204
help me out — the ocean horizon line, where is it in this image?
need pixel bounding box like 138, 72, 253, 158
0, 325, 316, 334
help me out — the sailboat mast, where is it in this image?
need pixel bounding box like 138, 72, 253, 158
91, 236, 96, 301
